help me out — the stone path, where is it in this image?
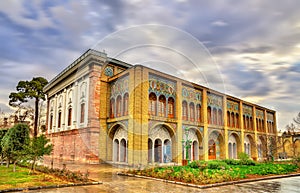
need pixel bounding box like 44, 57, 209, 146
26, 162, 300, 193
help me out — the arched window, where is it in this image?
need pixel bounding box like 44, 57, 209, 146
189, 102, 195, 121
218, 109, 223, 125
271, 122, 274, 133
213, 108, 217, 125
243, 115, 246, 129
158, 95, 166, 117
123, 93, 129, 116
154, 139, 162, 163
80, 103, 85, 123
149, 93, 157, 116
250, 117, 253, 130
247, 116, 250, 130
120, 139, 127, 162
227, 111, 231, 127
208, 139, 216, 160
116, 95, 122, 117
231, 112, 235, 127
110, 98, 115, 118
58, 111, 62, 128
196, 104, 201, 122
182, 101, 188, 121
148, 139, 153, 163
67, 107, 72, 126
256, 118, 259, 131
49, 114, 53, 130
235, 113, 239, 128
207, 106, 211, 124
261, 119, 265, 132
168, 97, 175, 118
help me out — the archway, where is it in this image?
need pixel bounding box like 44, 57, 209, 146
208, 131, 224, 160
228, 133, 241, 159
148, 124, 175, 163
283, 139, 292, 158
257, 137, 262, 159
108, 124, 128, 163
244, 134, 256, 159
208, 139, 216, 160
259, 136, 267, 158
182, 128, 202, 161
295, 139, 300, 156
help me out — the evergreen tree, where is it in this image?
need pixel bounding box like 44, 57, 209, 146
25, 135, 53, 173
9, 77, 48, 137
1, 124, 30, 171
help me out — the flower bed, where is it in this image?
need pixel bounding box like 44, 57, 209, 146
126, 160, 299, 185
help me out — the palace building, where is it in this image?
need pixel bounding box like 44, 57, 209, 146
44, 49, 277, 166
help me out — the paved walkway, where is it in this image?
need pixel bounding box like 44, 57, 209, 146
27, 161, 300, 193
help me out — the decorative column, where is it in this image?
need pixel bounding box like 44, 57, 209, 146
127, 66, 149, 166
202, 89, 208, 161
176, 81, 183, 164
223, 96, 228, 159
239, 101, 244, 152
253, 106, 258, 160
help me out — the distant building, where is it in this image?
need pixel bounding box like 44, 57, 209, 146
44, 49, 277, 166
277, 131, 300, 158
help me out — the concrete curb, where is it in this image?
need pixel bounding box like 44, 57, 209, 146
117, 172, 300, 189
0, 181, 103, 193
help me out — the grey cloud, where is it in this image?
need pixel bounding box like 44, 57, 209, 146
222, 63, 272, 96
241, 46, 273, 54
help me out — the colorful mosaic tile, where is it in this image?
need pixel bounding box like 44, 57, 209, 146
104, 66, 114, 77
227, 100, 239, 113
207, 93, 223, 109
243, 104, 253, 117
267, 113, 274, 121
110, 75, 129, 98
182, 86, 202, 102
149, 74, 176, 98
256, 109, 264, 119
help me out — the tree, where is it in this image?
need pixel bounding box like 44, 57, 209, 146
1, 124, 30, 172
9, 77, 48, 137
25, 135, 53, 173
293, 112, 300, 127
0, 129, 8, 165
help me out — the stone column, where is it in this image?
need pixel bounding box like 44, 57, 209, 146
239, 101, 244, 152
176, 81, 183, 164
202, 89, 208, 161
99, 76, 109, 163
127, 66, 149, 166
223, 96, 228, 159
253, 106, 258, 160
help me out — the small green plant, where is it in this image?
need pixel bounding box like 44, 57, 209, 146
238, 152, 256, 165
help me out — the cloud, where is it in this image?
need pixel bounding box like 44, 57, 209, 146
211, 20, 228, 27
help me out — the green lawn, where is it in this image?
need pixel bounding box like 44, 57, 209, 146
127, 160, 299, 185
0, 165, 69, 190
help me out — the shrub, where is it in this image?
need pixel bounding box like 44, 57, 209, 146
188, 160, 207, 170
238, 152, 256, 166
189, 160, 229, 170
207, 161, 228, 169
224, 159, 240, 165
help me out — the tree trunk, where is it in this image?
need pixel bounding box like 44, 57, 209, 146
6, 159, 9, 168
31, 157, 36, 173
34, 98, 39, 138
13, 161, 16, 172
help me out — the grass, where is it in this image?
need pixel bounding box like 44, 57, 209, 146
127, 160, 299, 185
0, 165, 70, 190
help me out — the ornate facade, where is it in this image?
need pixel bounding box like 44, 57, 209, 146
44, 49, 277, 166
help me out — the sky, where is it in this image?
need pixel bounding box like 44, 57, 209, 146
0, 0, 300, 130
